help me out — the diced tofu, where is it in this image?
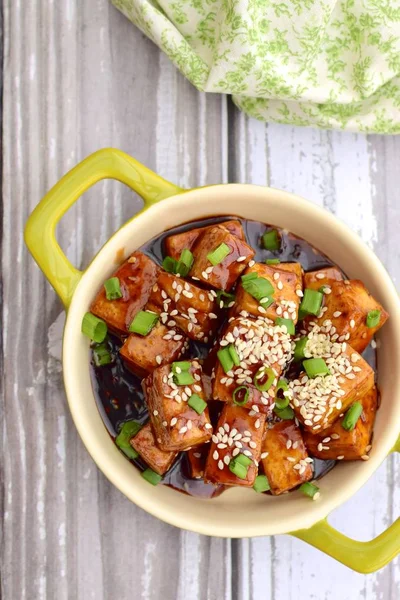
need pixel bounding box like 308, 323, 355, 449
190, 225, 255, 291
307, 280, 389, 353
232, 262, 302, 323
143, 361, 213, 451
303, 266, 343, 291
290, 342, 374, 433
91, 251, 160, 335
212, 316, 294, 414
303, 386, 378, 460
186, 445, 209, 479
165, 220, 245, 260
130, 423, 178, 475
279, 262, 303, 281
120, 323, 188, 377
261, 421, 313, 495
204, 405, 266, 487
146, 272, 219, 342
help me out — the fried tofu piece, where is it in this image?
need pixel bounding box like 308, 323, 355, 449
204, 405, 266, 487
190, 225, 255, 291
187, 445, 208, 479
308, 280, 389, 353
146, 272, 219, 342
212, 316, 294, 414
120, 323, 187, 377
290, 343, 374, 433
261, 421, 313, 495
303, 266, 343, 291
279, 262, 303, 281
143, 361, 213, 452
91, 251, 160, 336
232, 262, 302, 324
130, 423, 178, 475
165, 220, 245, 260
303, 386, 378, 460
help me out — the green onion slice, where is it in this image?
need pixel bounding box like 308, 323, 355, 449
299, 482, 320, 499
188, 393, 207, 415
294, 337, 308, 362
228, 344, 240, 366
242, 275, 274, 303
176, 248, 194, 276
233, 386, 250, 406
93, 342, 113, 367
275, 317, 295, 335
275, 379, 290, 409
217, 347, 234, 374
341, 402, 363, 431
216, 290, 235, 308
141, 468, 162, 485
82, 312, 108, 343
241, 272, 258, 283
253, 475, 270, 493
253, 366, 275, 392
366, 310, 381, 328
303, 358, 330, 379
162, 256, 178, 274
235, 454, 253, 467
116, 420, 142, 460
260, 296, 274, 309
299, 289, 323, 317
229, 459, 248, 480
129, 311, 159, 336
172, 361, 191, 373
265, 258, 280, 265
104, 277, 123, 301
274, 405, 294, 420
174, 370, 195, 386
207, 242, 231, 266
262, 229, 280, 251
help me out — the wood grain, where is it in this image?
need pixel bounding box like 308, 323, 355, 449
1, 1, 399, 599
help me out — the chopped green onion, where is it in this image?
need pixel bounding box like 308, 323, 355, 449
93, 342, 113, 367
233, 386, 250, 406
176, 248, 194, 276
262, 229, 280, 251
141, 468, 162, 485
228, 344, 240, 366
174, 370, 195, 386
253, 366, 275, 392
235, 454, 253, 467
241, 272, 258, 283
242, 276, 274, 302
82, 312, 108, 343
275, 379, 290, 409
216, 290, 235, 308
116, 420, 142, 460
104, 277, 123, 300
207, 242, 231, 266
366, 310, 381, 328
303, 358, 330, 379
253, 475, 270, 493
172, 361, 191, 373
299, 289, 323, 317
217, 347, 234, 374
342, 402, 363, 431
319, 285, 329, 294
274, 405, 294, 420
265, 258, 280, 265
188, 393, 207, 414
128, 311, 159, 335
294, 337, 308, 362
162, 256, 178, 273
275, 317, 295, 335
299, 482, 320, 499
229, 459, 248, 479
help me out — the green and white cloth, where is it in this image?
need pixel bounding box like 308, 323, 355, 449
112, 0, 400, 133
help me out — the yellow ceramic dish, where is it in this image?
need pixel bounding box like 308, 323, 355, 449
25, 148, 400, 573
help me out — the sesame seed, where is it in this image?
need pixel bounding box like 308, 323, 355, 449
213, 450, 219, 460
261, 452, 269, 459
232, 447, 240, 457
316, 273, 325, 279
223, 455, 231, 465
273, 272, 280, 280
153, 410, 159, 416
202, 271, 209, 280
205, 423, 213, 429
286, 440, 292, 449
128, 256, 137, 263
296, 289, 304, 297
277, 281, 283, 290
237, 255, 246, 262
361, 454, 370, 461
218, 460, 224, 470
371, 340, 377, 349
156, 355, 162, 365
337, 455, 344, 460
179, 426, 188, 434
313, 492, 321, 501
331, 433, 340, 439
287, 457, 296, 463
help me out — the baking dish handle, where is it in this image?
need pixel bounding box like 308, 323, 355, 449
291, 436, 400, 573
24, 148, 183, 308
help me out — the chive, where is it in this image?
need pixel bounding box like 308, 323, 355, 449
116, 420, 142, 460
216, 290, 235, 308
303, 358, 330, 378
128, 310, 159, 335
294, 337, 308, 362
162, 256, 178, 274
93, 342, 113, 367
274, 405, 294, 420
262, 229, 280, 251
172, 361, 191, 373
253, 366, 275, 392
242, 276, 274, 302
275, 379, 290, 409
228, 344, 240, 366
229, 459, 248, 479
241, 272, 258, 283
253, 475, 270, 493
141, 468, 162, 485
217, 347, 234, 373
174, 370, 195, 386
176, 248, 194, 276
366, 310, 381, 328
233, 386, 249, 406
188, 393, 207, 414
235, 454, 253, 467
299, 482, 320, 499
275, 317, 295, 335
299, 289, 323, 317
207, 242, 231, 266
265, 258, 280, 265
82, 312, 108, 343
342, 402, 363, 431
104, 276, 123, 301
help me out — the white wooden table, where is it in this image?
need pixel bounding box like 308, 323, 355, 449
2, 1, 399, 598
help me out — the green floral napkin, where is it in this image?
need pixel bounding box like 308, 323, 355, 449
112, 0, 400, 133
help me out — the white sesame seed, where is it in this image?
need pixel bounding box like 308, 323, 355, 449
296, 289, 304, 297
333, 311, 342, 318
286, 440, 292, 449
232, 447, 240, 457
313, 492, 321, 501
223, 455, 231, 466
153, 410, 158, 416
205, 423, 213, 429
337, 455, 344, 460
361, 454, 370, 461
218, 460, 224, 470
237, 255, 246, 262
316, 273, 325, 279
371, 339, 377, 349
261, 452, 269, 459
155, 355, 162, 365
213, 450, 219, 460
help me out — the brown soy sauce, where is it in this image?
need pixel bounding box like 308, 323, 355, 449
90, 216, 377, 498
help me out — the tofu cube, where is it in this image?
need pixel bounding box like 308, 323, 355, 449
303, 386, 378, 460
143, 361, 213, 451
186, 445, 209, 479
165, 220, 245, 260
303, 266, 343, 291
146, 272, 219, 342
290, 343, 374, 433
91, 251, 160, 335
308, 280, 389, 353
232, 262, 302, 323
204, 405, 266, 487
279, 262, 303, 281
130, 423, 178, 475
120, 323, 188, 377
190, 224, 255, 291
261, 421, 313, 495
